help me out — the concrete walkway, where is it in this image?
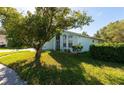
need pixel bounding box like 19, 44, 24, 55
0, 64, 26, 85
0, 48, 35, 52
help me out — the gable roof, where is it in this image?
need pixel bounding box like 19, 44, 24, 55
64, 31, 104, 41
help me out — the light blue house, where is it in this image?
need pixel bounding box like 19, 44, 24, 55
42, 31, 103, 52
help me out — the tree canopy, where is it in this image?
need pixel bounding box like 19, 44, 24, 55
82, 31, 89, 36
94, 20, 124, 42
0, 7, 24, 47
0, 7, 93, 64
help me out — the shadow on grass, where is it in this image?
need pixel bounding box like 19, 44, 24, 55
49, 51, 83, 68
48, 51, 124, 84
8, 59, 102, 85
1, 51, 124, 84
73, 52, 124, 69
0, 51, 123, 85
50, 51, 123, 69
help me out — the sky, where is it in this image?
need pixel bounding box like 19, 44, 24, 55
3, 7, 124, 36
72, 7, 124, 36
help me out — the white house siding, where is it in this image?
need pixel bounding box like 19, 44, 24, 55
60, 31, 99, 52
42, 37, 56, 50
42, 31, 101, 52
81, 37, 95, 51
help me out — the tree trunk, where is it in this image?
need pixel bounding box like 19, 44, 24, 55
34, 47, 42, 66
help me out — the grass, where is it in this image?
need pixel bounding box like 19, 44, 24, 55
0, 51, 20, 57
0, 52, 14, 57
0, 51, 34, 65
0, 47, 12, 50
0, 51, 124, 85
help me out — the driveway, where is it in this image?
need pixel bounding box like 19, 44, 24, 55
0, 64, 26, 85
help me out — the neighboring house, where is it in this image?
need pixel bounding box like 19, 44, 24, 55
0, 35, 7, 47
42, 31, 103, 52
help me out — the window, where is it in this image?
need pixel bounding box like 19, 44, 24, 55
68, 35, 73, 48
68, 42, 73, 47
56, 35, 60, 50
68, 35, 73, 38
63, 35, 66, 47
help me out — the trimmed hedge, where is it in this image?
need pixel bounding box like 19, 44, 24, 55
90, 43, 124, 62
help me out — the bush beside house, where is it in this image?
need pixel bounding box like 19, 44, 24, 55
72, 45, 83, 53
90, 43, 124, 62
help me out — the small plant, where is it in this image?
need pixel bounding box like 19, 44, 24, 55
72, 45, 83, 53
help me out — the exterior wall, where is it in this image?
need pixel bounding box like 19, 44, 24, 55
60, 32, 99, 52
42, 31, 100, 52
42, 37, 56, 50
80, 37, 98, 52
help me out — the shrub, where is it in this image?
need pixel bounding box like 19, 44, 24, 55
72, 45, 83, 53
64, 49, 71, 53
90, 43, 124, 62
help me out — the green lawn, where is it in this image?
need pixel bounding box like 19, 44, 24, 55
0, 51, 124, 85
0, 52, 16, 57
0, 47, 12, 50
